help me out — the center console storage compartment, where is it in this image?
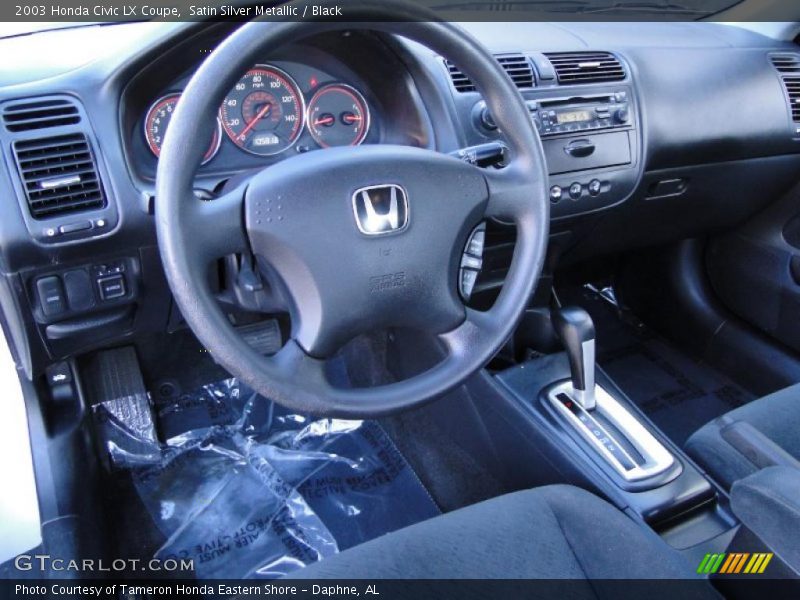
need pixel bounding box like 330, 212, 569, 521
543, 130, 632, 175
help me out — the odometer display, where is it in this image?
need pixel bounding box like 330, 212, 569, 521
220, 65, 304, 156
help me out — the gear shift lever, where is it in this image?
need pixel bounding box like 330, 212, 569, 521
552, 307, 596, 410
546, 306, 676, 482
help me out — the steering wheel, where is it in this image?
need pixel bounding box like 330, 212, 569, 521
155, 0, 549, 417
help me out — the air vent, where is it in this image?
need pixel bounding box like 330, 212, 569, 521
545, 52, 626, 85
445, 60, 476, 92
446, 53, 534, 92
12, 133, 106, 219
2, 98, 81, 132
495, 54, 535, 89
771, 54, 800, 123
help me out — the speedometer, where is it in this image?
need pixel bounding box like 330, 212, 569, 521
219, 65, 305, 156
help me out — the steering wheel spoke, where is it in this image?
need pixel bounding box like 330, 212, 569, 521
187, 183, 249, 264
272, 340, 329, 388
438, 309, 495, 360
483, 164, 540, 222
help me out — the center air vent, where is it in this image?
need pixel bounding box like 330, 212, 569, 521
545, 52, 626, 85
770, 54, 800, 124
495, 54, 535, 89
12, 133, 106, 219
2, 98, 81, 132
446, 53, 534, 92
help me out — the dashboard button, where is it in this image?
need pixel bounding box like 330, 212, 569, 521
466, 228, 485, 257
460, 268, 479, 300
588, 179, 602, 196
36, 276, 67, 317
98, 274, 127, 301
461, 254, 483, 271
569, 183, 583, 200
550, 186, 563, 203
46, 362, 72, 387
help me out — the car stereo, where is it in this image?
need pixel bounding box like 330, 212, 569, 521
531, 91, 631, 137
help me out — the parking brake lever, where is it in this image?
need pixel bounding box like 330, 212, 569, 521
552, 306, 596, 410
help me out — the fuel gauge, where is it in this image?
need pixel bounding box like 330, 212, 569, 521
307, 84, 370, 148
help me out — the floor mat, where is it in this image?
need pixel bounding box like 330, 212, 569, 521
558, 286, 755, 447
93, 378, 439, 579
380, 405, 506, 513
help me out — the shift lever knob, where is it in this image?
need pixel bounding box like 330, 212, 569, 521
552, 306, 596, 410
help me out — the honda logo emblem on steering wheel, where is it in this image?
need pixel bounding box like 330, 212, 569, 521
352, 184, 409, 235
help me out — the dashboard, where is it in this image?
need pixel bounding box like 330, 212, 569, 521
135, 62, 376, 179
121, 30, 433, 188
1, 20, 800, 378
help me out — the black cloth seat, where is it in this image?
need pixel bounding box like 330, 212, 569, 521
289, 484, 715, 590
686, 383, 800, 490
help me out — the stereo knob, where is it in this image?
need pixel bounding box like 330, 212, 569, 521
614, 107, 630, 124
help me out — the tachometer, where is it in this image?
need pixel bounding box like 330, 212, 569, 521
144, 93, 221, 164
220, 65, 305, 156
307, 84, 370, 148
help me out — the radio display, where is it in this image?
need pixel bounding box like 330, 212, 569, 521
556, 110, 592, 124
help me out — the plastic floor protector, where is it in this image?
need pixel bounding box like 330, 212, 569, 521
93, 378, 440, 579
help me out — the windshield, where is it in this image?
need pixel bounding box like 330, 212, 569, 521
0, 22, 103, 38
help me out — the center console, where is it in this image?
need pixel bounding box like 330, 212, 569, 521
493, 307, 736, 546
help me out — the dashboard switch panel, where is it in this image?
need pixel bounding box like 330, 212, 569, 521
29, 256, 139, 326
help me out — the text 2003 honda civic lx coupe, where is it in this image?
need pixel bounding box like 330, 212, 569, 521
1, 0, 800, 597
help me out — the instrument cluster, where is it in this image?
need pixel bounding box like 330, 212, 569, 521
142, 62, 372, 168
